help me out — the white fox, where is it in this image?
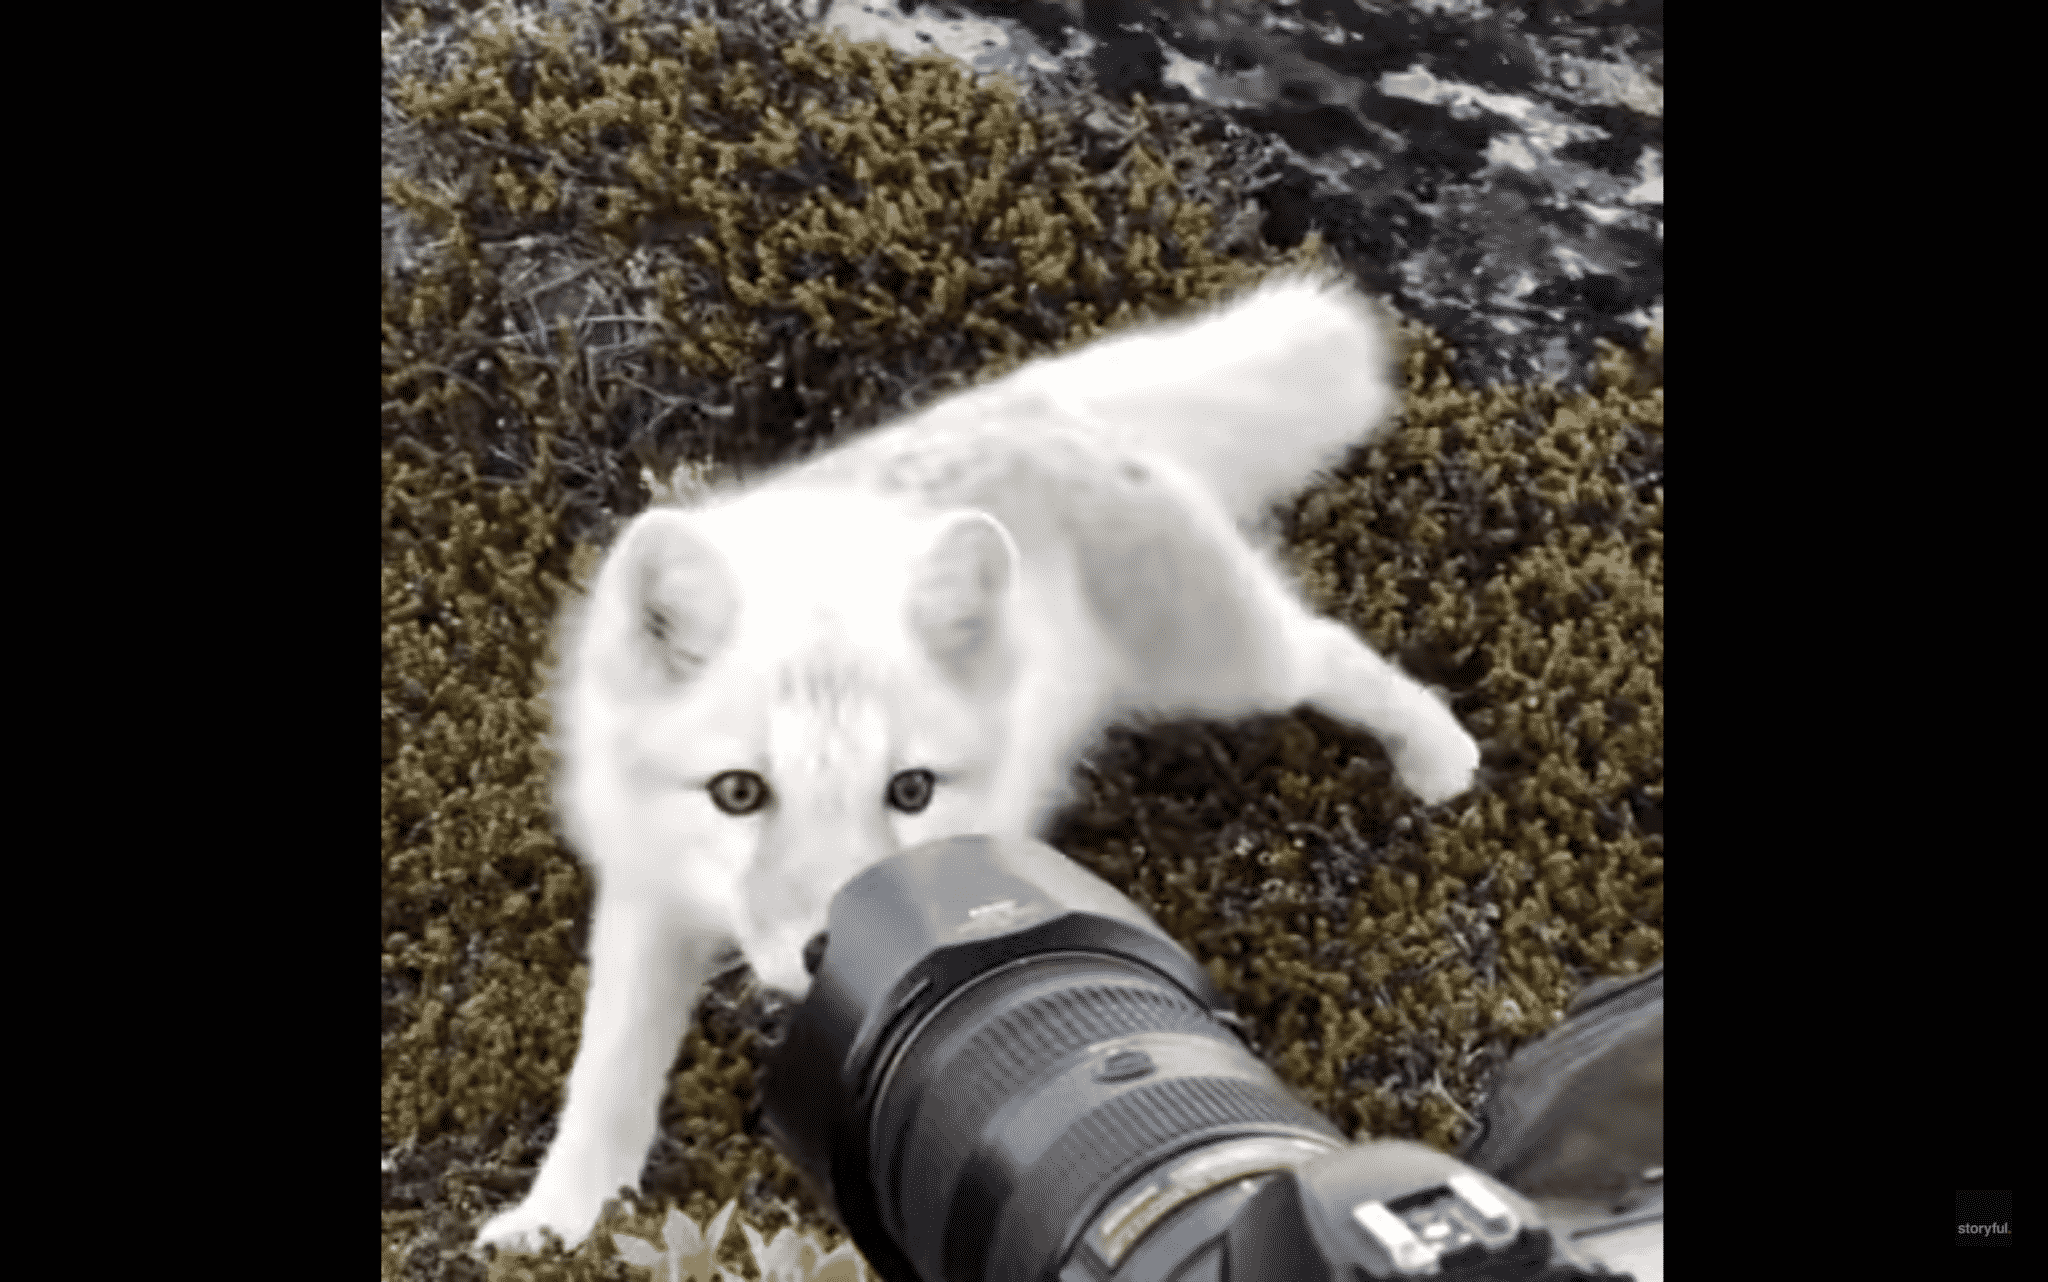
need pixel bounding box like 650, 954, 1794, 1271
476, 271, 1481, 1253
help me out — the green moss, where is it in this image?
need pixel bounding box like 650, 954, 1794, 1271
383, 0, 1313, 543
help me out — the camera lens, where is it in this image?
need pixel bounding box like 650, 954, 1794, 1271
869, 948, 1343, 1282
761, 837, 1350, 1282
765, 838, 1617, 1282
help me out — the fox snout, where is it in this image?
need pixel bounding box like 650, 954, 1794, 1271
740, 821, 897, 997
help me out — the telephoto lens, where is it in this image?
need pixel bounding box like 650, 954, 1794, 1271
760, 836, 1626, 1282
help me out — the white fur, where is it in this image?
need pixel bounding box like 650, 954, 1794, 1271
477, 272, 1480, 1253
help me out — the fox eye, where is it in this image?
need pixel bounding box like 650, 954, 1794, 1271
886, 768, 935, 814
708, 770, 770, 815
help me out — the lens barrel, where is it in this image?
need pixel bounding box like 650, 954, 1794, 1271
879, 949, 1343, 1282
761, 836, 1343, 1282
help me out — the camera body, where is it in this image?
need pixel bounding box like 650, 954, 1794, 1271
761, 835, 1626, 1282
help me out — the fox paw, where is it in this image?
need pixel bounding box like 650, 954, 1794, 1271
476, 1189, 605, 1256
1395, 725, 1481, 805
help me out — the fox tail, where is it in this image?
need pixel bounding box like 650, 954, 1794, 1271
1009, 269, 1406, 524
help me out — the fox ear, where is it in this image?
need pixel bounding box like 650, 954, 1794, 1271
909, 510, 1015, 684
610, 508, 739, 688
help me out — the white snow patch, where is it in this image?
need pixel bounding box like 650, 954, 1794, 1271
1625, 148, 1663, 205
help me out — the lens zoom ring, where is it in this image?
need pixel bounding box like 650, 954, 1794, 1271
950, 982, 1213, 1115
987, 1075, 1341, 1282
899, 980, 1214, 1223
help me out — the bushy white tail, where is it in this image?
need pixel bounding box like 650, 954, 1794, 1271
1009, 271, 1404, 523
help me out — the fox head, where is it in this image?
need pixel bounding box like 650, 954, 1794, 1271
556, 488, 1020, 998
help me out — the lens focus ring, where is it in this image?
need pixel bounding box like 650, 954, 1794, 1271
874, 959, 1216, 1263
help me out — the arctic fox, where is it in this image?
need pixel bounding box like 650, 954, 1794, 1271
476, 271, 1481, 1253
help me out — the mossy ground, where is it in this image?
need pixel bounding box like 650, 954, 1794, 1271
382, 4, 1662, 1279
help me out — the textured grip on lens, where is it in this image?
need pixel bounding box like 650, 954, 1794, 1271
952, 982, 1216, 1114
885, 976, 1213, 1238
